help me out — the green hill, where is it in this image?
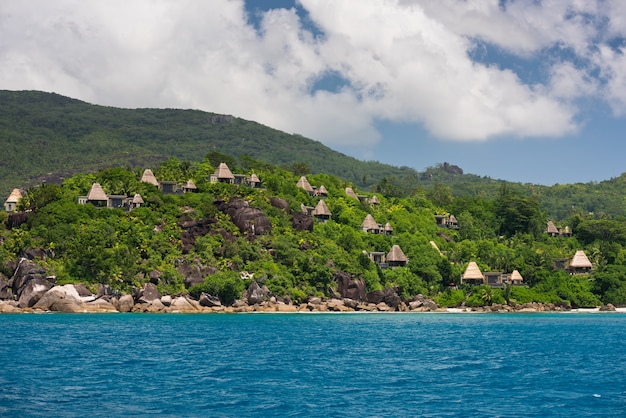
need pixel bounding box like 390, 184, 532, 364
0, 90, 419, 196
2, 90, 626, 221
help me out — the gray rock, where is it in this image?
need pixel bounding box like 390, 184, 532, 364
18, 278, 53, 308
33, 284, 82, 311
73, 283, 93, 297
0, 278, 12, 300
246, 281, 269, 305
335, 271, 366, 301
168, 296, 198, 312
161, 295, 172, 306
138, 282, 161, 303
117, 294, 135, 312
11, 258, 48, 299
199, 292, 222, 307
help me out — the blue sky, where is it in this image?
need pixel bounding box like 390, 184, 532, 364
2, 0, 626, 185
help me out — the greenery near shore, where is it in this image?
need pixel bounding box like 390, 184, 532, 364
3, 154, 626, 308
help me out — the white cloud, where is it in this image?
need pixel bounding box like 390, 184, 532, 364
0, 0, 624, 149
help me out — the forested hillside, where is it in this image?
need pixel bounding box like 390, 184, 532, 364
2, 155, 626, 309
0, 90, 418, 197
2, 90, 626, 221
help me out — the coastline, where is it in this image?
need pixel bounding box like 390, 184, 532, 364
0, 294, 622, 314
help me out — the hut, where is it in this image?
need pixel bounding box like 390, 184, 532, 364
140, 169, 159, 187
386, 245, 408, 267
85, 183, 109, 207
296, 176, 314, 194
249, 173, 261, 188
384, 222, 393, 235
361, 214, 381, 233
509, 270, 524, 286
182, 180, 198, 193
316, 185, 328, 197
461, 262, 485, 285
130, 194, 144, 210
312, 199, 331, 222
569, 250, 592, 274
546, 220, 559, 237
368, 195, 380, 205
4, 188, 22, 212
211, 163, 235, 184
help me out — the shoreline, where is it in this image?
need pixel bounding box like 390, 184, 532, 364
1, 297, 623, 314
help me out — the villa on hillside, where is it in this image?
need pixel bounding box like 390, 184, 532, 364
78, 183, 144, 210
546, 220, 572, 237
366, 244, 408, 269
435, 214, 459, 229
553, 250, 593, 274
140, 169, 200, 194
568, 250, 592, 274
461, 261, 525, 287
3, 188, 23, 212
361, 214, 393, 235
296, 176, 327, 197
209, 163, 261, 188
312, 199, 332, 222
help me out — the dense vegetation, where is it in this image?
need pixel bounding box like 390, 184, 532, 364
3, 90, 626, 222
0, 90, 418, 197
3, 154, 626, 308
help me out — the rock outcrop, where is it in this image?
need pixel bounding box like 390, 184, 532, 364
292, 213, 314, 231
335, 271, 366, 301
216, 198, 271, 236
246, 281, 270, 305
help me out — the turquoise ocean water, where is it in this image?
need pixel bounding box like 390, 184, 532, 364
1, 312, 625, 417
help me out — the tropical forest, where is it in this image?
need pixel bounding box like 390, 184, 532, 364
2, 91, 626, 312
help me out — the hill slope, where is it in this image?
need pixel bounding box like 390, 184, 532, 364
0, 90, 419, 196
2, 90, 626, 220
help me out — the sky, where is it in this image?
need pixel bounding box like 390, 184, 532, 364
2, 0, 626, 185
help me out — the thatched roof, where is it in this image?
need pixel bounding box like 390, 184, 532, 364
141, 169, 159, 186
384, 222, 393, 233
183, 179, 197, 189
387, 245, 408, 262
132, 194, 144, 204
345, 187, 358, 199
249, 173, 260, 183
547, 220, 559, 234
449, 214, 457, 223
215, 163, 235, 179
5, 188, 22, 203
87, 183, 108, 201
317, 185, 328, 195
510, 270, 524, 283
312, 199, 331, 216
297, 176, 313, 192
570, 250, 592, 268
362, 214, 379, 230
369, 195, 380, 205
462, 262, 484, 280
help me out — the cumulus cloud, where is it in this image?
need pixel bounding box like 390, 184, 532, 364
0, 0, 624, 148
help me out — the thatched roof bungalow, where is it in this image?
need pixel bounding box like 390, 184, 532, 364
312, 199, 331, 222
461, 262, 484, 285
386, 245, 408, 267
297, 176, 314, 194
569, 250, 592, 274
140, 169, 159, 187
4, 188, 22, 212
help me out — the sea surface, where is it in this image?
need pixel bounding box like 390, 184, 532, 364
1, 312, 625, 417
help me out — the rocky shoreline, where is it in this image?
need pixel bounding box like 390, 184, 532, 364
0, 258, 619, 314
